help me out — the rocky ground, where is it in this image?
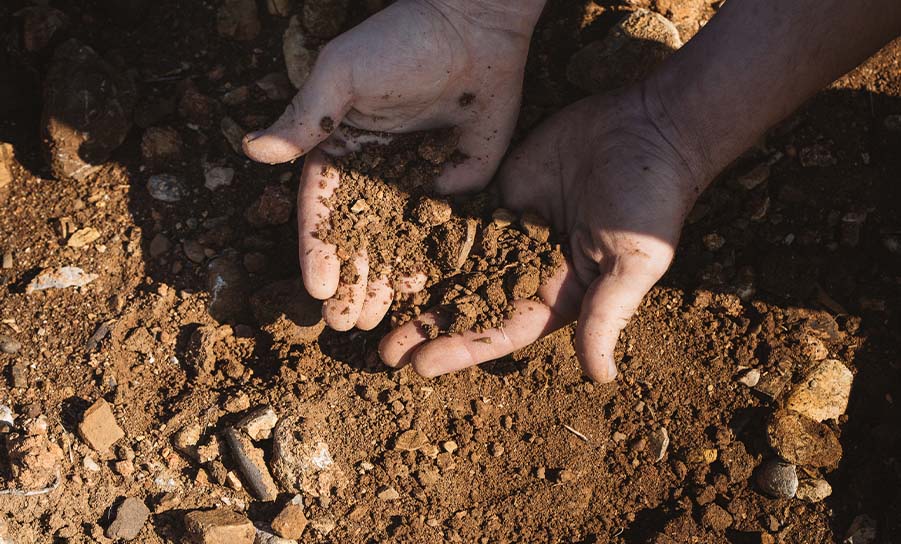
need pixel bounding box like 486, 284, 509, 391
1, 0, 900, 543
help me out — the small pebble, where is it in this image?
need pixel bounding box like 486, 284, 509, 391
756, 458, 798, 498
0, 334, 21, 354
648, 427, 670, 462
105, 497, 150, 541
377, 486, 400, 501
147, 174, 186, 202
736, 368, 761, 387
785, 359, 853, 422
796, 478, 832, 503
184, 509, 255, 544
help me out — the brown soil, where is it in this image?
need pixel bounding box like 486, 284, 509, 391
321, 131, 562, 334
1, 1, 900, 544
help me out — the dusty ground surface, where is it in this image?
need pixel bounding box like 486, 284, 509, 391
1, 1, 900, 543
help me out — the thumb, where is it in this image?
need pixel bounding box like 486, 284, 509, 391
574, 255, 668, 383
243, 57, 352, 164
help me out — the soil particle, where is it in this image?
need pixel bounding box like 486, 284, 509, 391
224, 427, 279, 501
42, 39, 136, 181
766, 410, 842, 467
105, 497, 150, 541
756, 459, 799, 498
393, 429, 430, 452
784, 359, 853, 422
5, 416, 63, 489
245, 185, 294, 227
184, 509, 255, 544
77, 398, 125, 453
377, 485, 401, 501
701, 503, 733, 531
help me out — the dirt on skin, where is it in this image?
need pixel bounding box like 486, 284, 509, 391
320, 130, 562, 335
0, 1, 900, 544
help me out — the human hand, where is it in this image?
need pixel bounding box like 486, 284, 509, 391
243, 0, 545, 331
379, 86, 713, 382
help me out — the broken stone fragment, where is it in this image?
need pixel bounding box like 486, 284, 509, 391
184, 509, 255, 544
105, 497, 150, 541
283, 16, 317, 89
221, 116, 247, 156
566, 9, 682, 94
42, 39, 136, 181
236, 405, 278, 441
784, 359, 853, 422
224, 427, 279, 501
271, 499, 307, 539
78, 398, 125, 453
271, 413, 348, 501
204, 163, 235, 191
647, 427, 670, 462
766, 410, 842, 467
26, 266, 98, 293
796, 478, 833, 503
393, 429, 429, 452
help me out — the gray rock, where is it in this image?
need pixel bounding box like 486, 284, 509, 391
105, 497, 150, 540
0, 334, 21, 354
755, 458, 798, 498
147, 174, 187, 203
284, 16, 317, 89
224, 427, 279, 501
204, 164, 235, 191
42, 40, 136, 181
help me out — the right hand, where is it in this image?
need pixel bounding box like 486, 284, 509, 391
243, 0, 543, 331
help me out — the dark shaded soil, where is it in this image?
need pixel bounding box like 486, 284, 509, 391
1, 1, 899, 543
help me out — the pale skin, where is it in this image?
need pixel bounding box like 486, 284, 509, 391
244, 0, 901, 382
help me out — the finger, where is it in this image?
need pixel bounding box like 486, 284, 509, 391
322, 251, 369, 332
297, 150, 340, 299
432, 99, 520, 194
394, 272, 427, 294
574, 263, 663, 383
410, 299, 566, 377
355, 276, 393, 331
379, 260, 583, 370
243, 51, 353, 164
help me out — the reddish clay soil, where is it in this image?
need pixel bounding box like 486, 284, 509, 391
1, 1, 900, 543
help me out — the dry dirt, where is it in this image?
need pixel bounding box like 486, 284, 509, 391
1, 1, 900, 543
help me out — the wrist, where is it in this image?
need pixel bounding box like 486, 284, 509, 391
639, 73, 721, 197
426, 0, 546, 36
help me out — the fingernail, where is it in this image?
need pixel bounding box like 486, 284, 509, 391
243, 130, 263, 143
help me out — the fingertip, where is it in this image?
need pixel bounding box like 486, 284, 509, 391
580, 356, 618, 384
303, 272, 339, 300
378, 331, 412, 368
242, 131, 305, 164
